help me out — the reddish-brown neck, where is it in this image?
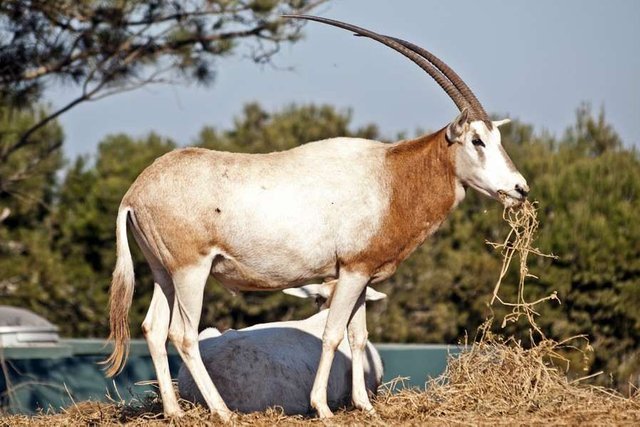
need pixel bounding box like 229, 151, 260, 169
345, 128, 458, 279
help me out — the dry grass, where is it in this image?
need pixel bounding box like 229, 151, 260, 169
488, 200, 559, 335
5, 200, 639, 425
4, 333, 640, 426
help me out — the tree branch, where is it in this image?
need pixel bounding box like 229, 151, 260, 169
0, 93, 86, 163
0, 0, 329, 166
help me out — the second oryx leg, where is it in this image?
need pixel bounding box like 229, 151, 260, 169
347, 289, 374, 412
310, 270, 369, 418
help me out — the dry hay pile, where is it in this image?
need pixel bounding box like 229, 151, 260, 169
3, 201, 640, 426
390, 330, 640, 425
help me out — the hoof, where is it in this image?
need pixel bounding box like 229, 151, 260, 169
317, 408, 334, 419
164, 409, 186, 419
312, 403, 334, 419
215, 409, 235, 423
353, 398, 375, 414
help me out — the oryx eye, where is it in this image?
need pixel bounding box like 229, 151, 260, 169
472, 138, 485, 147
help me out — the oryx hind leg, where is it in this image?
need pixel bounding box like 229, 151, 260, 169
141, 269, 182, 417
347, 291, 375, 413
168, 257, 232, 422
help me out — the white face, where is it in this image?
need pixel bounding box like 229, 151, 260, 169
447, 111, 529, 207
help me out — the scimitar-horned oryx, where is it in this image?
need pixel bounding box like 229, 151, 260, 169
103, 15, 529, 421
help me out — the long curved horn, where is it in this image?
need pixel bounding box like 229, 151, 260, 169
282, 14, 471, 113
387, 37, 489, 121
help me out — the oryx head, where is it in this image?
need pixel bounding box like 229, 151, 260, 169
284, 15, 529, 207
446, 111, 528, 206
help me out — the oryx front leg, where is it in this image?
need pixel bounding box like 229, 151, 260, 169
347, 291, 375, 413
310, 271, 369, 418
169, 260, 232, 422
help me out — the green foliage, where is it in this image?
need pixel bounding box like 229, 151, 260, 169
196, 102, 380, 153
0, 105, 63, 219
0, 102, 65, 321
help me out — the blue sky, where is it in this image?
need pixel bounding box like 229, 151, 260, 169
50, 0, 640, 159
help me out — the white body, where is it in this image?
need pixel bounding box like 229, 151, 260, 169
178, 311, 384, 414
197, 138, 390, 290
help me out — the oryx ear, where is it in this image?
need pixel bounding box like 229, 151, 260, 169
199, 327, 222, 340
364, 287, 387, 302
283, 283, 333, 300
493, 118, 511, 128
446, 108, 470, 143
282, 285, 321, 299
